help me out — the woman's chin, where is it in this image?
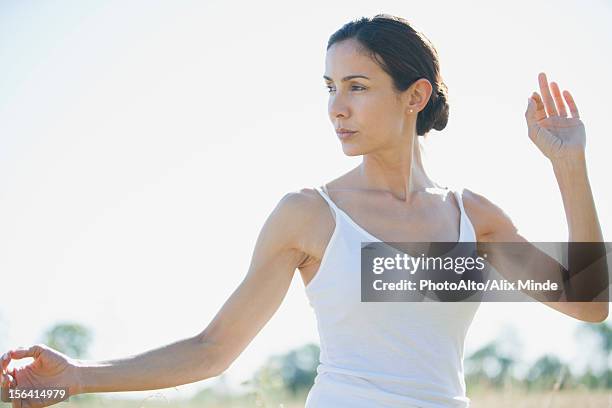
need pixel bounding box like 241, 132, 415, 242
341, 145, 365, 157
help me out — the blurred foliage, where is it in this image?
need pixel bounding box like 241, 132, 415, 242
466, 320, 611, 392
42, 321, 93, 359
240, 343, 319, 406
524, 354, 567, 390
574, 320, 611, 388
465, 340, 517, 389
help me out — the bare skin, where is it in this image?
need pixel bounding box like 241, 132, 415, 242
296, 173, 468, 288
1, 38, 607, 408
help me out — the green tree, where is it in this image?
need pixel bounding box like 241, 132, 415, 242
245, 342, 319, 405
583, 322, 611, 361
42, 322, 92, 359
279, 343, 319, 395
525, 354, 571, 391
575, 321, 612, 388
465, 340, 517, 389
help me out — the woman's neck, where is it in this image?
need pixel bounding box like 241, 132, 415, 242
358, 137, 437, 203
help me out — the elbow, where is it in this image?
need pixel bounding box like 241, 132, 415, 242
195, 334, 230, 378
208, 363, 227, 379
578, 303, 609, 323
209, 355, 229, 378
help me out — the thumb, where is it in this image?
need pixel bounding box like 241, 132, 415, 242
525, 96, 535, 122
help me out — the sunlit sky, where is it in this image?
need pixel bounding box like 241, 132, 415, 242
1, 0, 611, 401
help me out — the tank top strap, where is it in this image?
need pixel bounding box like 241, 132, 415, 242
452, 187, 467, 217
315, 184, 340, 222
452, 187, 479, 242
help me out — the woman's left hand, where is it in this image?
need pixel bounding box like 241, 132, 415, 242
525, 72, 586, 161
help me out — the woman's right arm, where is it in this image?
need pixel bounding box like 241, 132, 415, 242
2, 191, 313, 400
78, 191, 311, 394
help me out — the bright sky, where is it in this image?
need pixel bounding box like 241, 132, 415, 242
1, 0, 610, 402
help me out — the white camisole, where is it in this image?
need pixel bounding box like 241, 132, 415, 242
304, 185, 481, 407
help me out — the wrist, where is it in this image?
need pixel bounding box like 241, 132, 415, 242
71, 359, 99, 396
551, 150, 586, 168
69, 359, 84, 396
551, 151, 587, 179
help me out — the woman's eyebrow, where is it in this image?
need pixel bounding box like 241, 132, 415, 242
323, 74, 370, 82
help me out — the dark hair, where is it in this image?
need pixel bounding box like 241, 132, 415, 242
327, 14, 449, 136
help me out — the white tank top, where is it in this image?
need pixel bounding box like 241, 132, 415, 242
304, 185, 481, 408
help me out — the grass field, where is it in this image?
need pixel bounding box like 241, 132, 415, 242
2, 389, 610, 407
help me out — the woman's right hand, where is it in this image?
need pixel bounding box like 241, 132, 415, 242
1, 344, 82, 408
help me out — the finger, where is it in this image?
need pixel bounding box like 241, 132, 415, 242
562, 89, 580, 119
531, 92, 547, 122
7, 373, 15, 389
550, 82, 567, 117
0, 370, 13, 385
1, 373, 15, 406
538, 72, 558, 117
1, 352, 12, 372
525, 96, 539, 124
10, 346, 42, 361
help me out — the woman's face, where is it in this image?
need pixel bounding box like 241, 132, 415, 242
324, 38, 422, 156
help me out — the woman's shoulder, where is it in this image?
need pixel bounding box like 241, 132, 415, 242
257, 188, 331, 261
272, 188, 336, 265
277, 187, 329, 213
274, 187, 336, 232
458, 186, 517, 240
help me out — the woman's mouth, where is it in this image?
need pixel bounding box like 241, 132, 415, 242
336, 130, 357, 140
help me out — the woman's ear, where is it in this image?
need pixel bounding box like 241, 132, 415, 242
405, 78, 433, 114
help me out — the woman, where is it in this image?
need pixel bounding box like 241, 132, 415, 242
1, 14, 607, 408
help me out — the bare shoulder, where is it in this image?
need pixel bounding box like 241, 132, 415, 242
271, 187, 333, 251
277, 188, 330, 222
460, 187, 518, 240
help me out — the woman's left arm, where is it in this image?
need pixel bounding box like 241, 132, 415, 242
470, 72, 608, 322
529, 72, 608, 322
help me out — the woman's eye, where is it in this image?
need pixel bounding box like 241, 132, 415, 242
324, 85, 365, 93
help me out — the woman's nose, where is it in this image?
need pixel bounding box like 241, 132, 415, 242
329, 94, 350, 118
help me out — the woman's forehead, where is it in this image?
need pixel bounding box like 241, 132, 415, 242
325, 41, 380, 80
